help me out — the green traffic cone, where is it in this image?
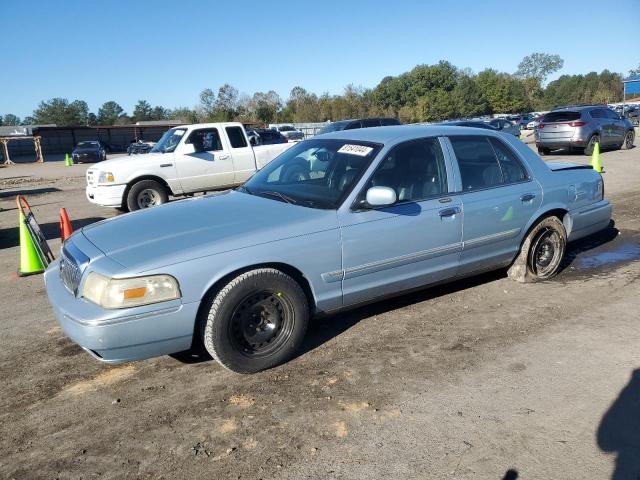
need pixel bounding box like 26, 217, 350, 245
17, 211, 45, 276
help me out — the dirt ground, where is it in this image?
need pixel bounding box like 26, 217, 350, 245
1, 139, 640, 480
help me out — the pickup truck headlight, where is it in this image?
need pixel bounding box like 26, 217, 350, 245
82, 272, 181, 309
97, 171, 115, 183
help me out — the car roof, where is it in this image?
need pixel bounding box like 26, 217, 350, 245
318, 124, 502, 144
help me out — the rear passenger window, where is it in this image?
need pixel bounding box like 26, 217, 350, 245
364, 138, 448, 202
361, 119, 380, 127
450, 137, 502, 190
226, 126, 248, 148
488, 138, 528, 183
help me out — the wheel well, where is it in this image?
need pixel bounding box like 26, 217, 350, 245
192, 263, 317, 341
528, 208, 569, 237
124, 175, 173, 200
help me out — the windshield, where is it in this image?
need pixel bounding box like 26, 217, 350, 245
151, 128, 187, 153
316, 121, 348, 135
241, 138, 382, 209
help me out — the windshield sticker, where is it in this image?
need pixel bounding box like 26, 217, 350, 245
173, 130, 185, 136
338, 144, 374, 156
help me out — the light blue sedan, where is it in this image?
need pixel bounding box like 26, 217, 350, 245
45, 125, 611, 373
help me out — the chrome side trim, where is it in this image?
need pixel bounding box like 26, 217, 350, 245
323, 242, 462, 282
463, 228, 521, 250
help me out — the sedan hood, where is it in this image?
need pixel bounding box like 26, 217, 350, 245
81, 191, 338, 272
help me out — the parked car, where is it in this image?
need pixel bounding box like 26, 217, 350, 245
535, 105, 635, 155
517, 115, 534, 129
316, 117, 401, 135
71, 141, 107, 163
86, 123, 293, 211
273, 125, 304, 141
127, 141, 156, 155
250, 128, 289, 145
442, 120, 498, 130
527, 116, 543, 130
486, 118, 521, 137
46, 125, 611, 373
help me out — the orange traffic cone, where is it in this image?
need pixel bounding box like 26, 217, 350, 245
60, 208, 73, 242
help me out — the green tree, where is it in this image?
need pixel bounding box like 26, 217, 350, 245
629, 64, 640, 77
97, 101, 124, 125
150, 106, 169, 120
32, 98, 92, 126
252, 91, 282, 124
215, 84, 239, 121
416, 89, 457, 122
169, 107, 198, 123
452, 76, 489, 118
198, 88, 217, 121
2, 114, 21, 126
516, 52, 564, 84
132, 100, 153, 122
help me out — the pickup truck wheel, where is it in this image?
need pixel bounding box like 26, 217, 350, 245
202, 268, 309, 374
126, 180, 168, 211
622, 130, 635, 150
507, 216, 566, 283
537, 147, 550, 156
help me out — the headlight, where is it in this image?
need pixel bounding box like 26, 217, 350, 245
82, 272, 181, 309
98, 171, 115, 183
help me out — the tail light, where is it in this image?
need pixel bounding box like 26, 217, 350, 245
569, 121, 586, 127
538, 123, 545, 129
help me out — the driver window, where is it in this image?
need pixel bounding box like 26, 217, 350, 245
187, 128, 222, 152
365, 138, 448, 202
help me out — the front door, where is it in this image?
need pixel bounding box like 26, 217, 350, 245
174, 127, 236, 192
338, 137, 463, 307
446, 135, 542, 275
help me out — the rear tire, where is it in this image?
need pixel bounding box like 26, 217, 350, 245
126, 180, 168, 211
537, 147, 551, 156
507, 216, 567, 283
622, 130, 635, 150
584, 135, 599, 156
201, 268, 309, 374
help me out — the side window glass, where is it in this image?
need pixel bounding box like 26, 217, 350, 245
449, 136, 502, 190
226, 126, 248, 148
361, 119, 380, 127
187, 128, 222, 152
607, 109, 620, 120
365, 138, 448, 202
590, 109, 604, 119
489, 138, 527, 183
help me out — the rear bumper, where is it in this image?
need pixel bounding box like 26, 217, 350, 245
568, 200, 612, 242
44, 260, 199, 363
86, 184, 126, 207
536, 138, 588, 149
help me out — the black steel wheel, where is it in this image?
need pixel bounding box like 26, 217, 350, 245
507, 216, 566, 283
202, 268, 309, 373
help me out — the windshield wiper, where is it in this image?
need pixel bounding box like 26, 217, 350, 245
257, 190, 298, 205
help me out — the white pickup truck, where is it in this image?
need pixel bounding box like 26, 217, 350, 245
85, 122, 293, 211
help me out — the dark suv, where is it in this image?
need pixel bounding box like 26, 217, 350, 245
316, 117, 401, 135
535, 105, 635, 155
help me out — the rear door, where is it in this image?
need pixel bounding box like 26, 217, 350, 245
446, 135, 542, 275
224, 125, 256, 184
338, 137, 463, 306
606, 108, 626, 144
174, 127, 236, 192
590, 109, 613, 145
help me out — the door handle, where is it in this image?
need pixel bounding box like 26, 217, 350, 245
520, 193, 536, 202
439, 207, 460, 218
218, 154, 230, 160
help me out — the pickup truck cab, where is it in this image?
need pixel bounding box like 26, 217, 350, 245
86, 122, 293, 211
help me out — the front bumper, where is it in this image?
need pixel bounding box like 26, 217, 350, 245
44, 260, 199, 363
86, 184, 127, 207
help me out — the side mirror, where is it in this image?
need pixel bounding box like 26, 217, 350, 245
366, 186, 396, 207
249, 136, 258, 146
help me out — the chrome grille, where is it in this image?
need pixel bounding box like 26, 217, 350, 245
59, 247, 82, 294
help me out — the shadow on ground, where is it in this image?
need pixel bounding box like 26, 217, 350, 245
597, 368, 640, 480
0, 187, 61, 198
0, 216, 106, 250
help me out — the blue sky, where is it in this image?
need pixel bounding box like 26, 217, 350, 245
1, 0, 639, 118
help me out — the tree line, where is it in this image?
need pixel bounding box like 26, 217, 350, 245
1, 55, 637, 128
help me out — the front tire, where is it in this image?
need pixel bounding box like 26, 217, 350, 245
507, 216, 567, 283
126, 179, 168, 211
202, 268, 309, 373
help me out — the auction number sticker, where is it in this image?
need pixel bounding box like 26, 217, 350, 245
338, 144, 374, 156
